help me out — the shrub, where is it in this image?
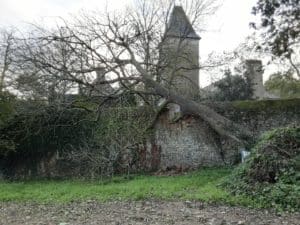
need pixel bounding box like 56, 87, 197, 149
223, 126, 300, 211
0, 92, 15, 126
65, 106, 155, 178
0, 105, 92, 157
208, 69, 253, 101
0, 102, 155, 179
265, 71, 300, 99
0, 104, 95, 178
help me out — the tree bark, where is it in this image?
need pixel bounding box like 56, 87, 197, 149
132, 57, 252, 144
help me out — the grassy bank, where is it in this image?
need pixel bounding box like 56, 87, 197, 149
0, 168, 254, 206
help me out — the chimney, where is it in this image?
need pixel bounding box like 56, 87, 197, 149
244, 60, 265, 99
95, 67, 106, 82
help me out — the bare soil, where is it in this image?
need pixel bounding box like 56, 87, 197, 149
0, 200, 299, 225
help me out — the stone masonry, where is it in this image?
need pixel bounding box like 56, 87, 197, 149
154, 110, 223, 169
160, 6, 200, 99
151, 99, 300, 169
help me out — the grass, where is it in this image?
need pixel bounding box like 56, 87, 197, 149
0, 167, 256, 206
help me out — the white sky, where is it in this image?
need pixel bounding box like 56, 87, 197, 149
0, 0, 258, 86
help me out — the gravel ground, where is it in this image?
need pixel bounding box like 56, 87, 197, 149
0, 200, 299, 225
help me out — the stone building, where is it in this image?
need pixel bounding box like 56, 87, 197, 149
160, 6, 201, 99
243, 59, 277, 99
203, 59, 278, 100
79, 67, 114, 97
76, 6, 282, 171
148, 6, 282, 170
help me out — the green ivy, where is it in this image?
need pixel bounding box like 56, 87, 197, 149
0, 105, 93, 157
0, 92, 16, 126
0, 100, 155, 178
223, 126, 300, 211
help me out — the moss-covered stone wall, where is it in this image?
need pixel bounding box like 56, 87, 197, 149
212, 98, 300, 136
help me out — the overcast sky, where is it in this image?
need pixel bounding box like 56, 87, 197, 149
0, 0, 258, 86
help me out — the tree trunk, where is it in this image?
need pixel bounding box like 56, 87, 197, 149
132, 60, 252, 144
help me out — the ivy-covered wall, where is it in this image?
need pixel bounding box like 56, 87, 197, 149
218, 98, 300, 136
1, 98, 299, 178
0, 104, 155, 179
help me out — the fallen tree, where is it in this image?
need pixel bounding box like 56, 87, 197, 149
3, 0, 252, 144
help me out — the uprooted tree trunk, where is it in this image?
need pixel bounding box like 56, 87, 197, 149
161, 89, 252, 144
131, 57, 252, 144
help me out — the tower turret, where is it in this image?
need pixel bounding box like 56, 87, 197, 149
160, 6, 200, 99
244, 60, 267, 99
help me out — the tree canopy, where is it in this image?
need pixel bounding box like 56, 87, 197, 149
213, 69, 253, 101
265, 70, 300, 98
251, 0, 300, 77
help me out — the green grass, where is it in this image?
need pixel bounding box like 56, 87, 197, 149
0, 168, 255, 206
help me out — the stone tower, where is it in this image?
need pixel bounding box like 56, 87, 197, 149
243, 59, 277, 99
92, 67, 114, 95
160, 6, 201, 99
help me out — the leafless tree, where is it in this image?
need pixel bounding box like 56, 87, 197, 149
5, 0, 252, 144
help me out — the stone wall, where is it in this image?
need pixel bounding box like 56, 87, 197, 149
152, 99, 300, 169
154, 111, 223, 170
3, 99, 299, 178
215, 99, 300, 135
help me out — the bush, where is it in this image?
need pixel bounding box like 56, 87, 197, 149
265, 71, 300, 99
209, 69, 253, 101
0, 92, 15, 126
0, 102, 155, 179
0, 104, 96, 178
223, 126, 300, 211
0, 105, 93, 157
65, 106, 155, 178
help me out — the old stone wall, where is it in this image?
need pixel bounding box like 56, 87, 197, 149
154, 112, 223, 170
3, 99, 299, 178
213, 99, 300, 135
152, 99, 300, 169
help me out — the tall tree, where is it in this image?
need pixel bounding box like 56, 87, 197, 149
12, 27, 82, 101
251, 0, 300, 77
265, 70, 300, 98
212, 69, 253, 101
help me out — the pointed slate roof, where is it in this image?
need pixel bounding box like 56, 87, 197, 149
166, 6, 200, 40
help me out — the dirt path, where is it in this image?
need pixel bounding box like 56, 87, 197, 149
1, 200, 299, 225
